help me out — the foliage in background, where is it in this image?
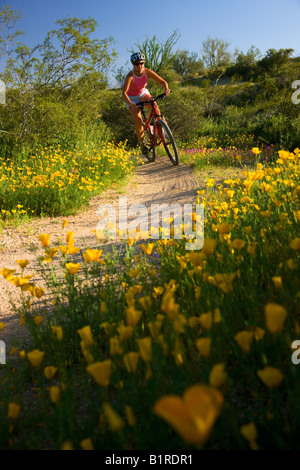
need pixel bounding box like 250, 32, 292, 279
129, 29, 180, 74
0, 12, 117, 157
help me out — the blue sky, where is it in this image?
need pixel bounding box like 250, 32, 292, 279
1, 0, 300, 85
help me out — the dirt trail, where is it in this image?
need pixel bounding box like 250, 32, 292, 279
0, 154, 198, 350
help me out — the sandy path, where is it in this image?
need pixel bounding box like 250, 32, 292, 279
0, 154, 198, 353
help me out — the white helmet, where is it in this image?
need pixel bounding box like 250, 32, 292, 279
130, 52, 145, 64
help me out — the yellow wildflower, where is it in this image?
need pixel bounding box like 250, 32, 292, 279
137, 337, 152, 362
209, 364, 227, 387
196, 338, 211, 357
264, 303, 287, 333
102, 403, 125, 432
123, 352, 139, 373
49, 385, 61, 404
39, 233, 50, 247
234, 331, 254, 353
154, 385, 223, 446
257, 367, 283, 388
86, 360, 112, 386
78, 326, 93, 347
44, 366, 58, 379
65, 262, 81, 275
7, 403, 21, 420
240, 422, 259, 450
16, 259, 29, 269
27, 349, 45, 367
80, 438, 94, 450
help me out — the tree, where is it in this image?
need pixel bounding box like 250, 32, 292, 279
129, 30, 180, 74
0, 15, 117, 152
257, 48, 294, 74
227, 45, 261, 79
114, 63, 129, 88
0, 5, 24, 58
201, 36, 232, 70
172, 50, 204, 77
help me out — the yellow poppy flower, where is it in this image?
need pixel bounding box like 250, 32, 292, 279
196, 338, 211, 357
61, 440, 74, 450
257, 366, 283, 388
201, 238, 217, 256
109, 337, 124, 355
252, 326, 265, 341
138, 296, 152, 311
80, 438, 94, 450
209, 364, 227, 387
51, 326, 63, 341
216, 223, 232, 234
7, 403, 21, 419
123, 352, 139, 373
234, 331, 254, 353
240, 422, 259, 450
39, 233, 50, 247
188, 317, 199, 328
141, 243, 155, 255
148, 320, 162, 338
229, 239, 245, 250
272, 276, 283, 289
290, 238, 300, 250
78, 326, 93, 346
126, 305, 142, 326
199, 312, 213, 330
82, 249, 102, 263
1, 268, 16, 281
65, 262, 81, 275
42, 247, 59, 262
153, 384, 223, 446
16, 259, 29, 269
102, 403, 125, 432
49, 385, 61, 404
66, 231, 75, 246
125, 405, 137, 427
86, 360, 112, 386
117, 325, 133, 340
264, 303, 287, 333
161, 291, 180, 316
27, 349, 45, 367
137, 337, 152, 362
33, 315, 43, 326
44, 366, 58, 379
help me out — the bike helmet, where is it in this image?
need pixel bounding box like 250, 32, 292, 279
130, 52, 145, 64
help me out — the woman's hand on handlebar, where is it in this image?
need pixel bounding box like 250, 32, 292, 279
129, 102, 139, 110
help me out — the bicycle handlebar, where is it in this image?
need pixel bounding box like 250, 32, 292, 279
136, 92, 168, 108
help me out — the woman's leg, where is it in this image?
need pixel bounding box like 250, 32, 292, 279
141, 94, 162, 119
128, 107, 144, 144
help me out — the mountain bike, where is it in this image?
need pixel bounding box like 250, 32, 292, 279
137, 93, 179, 166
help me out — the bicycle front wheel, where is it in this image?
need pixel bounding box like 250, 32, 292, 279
159, 120, 179, 166
144, 127, 156, 163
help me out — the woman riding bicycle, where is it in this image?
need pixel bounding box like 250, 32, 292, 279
122, 52, 170, 154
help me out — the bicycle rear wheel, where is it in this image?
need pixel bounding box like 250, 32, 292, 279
143, 126, 156, 163
158, 120, 179, 166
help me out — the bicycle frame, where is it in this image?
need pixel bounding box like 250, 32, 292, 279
137, 92, 179, 165
137, 93, 167, 148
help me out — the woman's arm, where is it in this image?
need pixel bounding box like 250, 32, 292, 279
122, 72, 136, 107
145, 69, 170, 95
